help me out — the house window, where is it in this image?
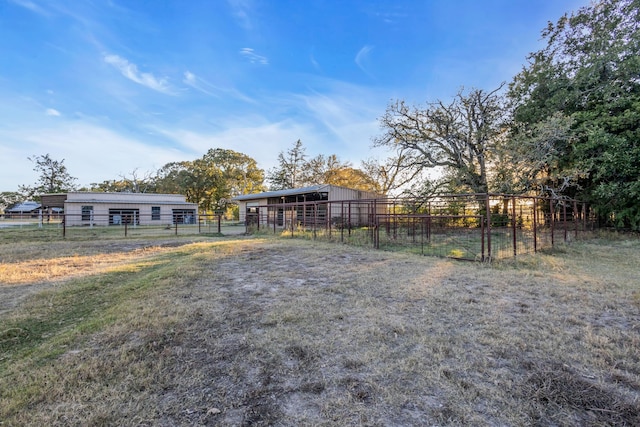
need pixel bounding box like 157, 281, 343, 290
151, 206, 161, 220
81, 205, 93, 221
109, 209, 140, 225
172, 209, 196, 224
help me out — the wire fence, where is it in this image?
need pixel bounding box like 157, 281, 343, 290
0, 213, 246, 241
243, 193, 597, 261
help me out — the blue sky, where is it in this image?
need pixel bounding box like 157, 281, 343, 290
0, 0, 589, 191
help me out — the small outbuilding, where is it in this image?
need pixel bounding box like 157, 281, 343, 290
3, 201, 42, 218
40, 192, 198, 226
233, 184, 384, 228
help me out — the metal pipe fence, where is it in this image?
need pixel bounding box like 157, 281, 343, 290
243, 194, 597, 261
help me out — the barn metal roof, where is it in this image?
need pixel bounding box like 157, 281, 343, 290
232, 184, 330, 201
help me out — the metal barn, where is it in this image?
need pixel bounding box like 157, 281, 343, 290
233, 184, 384, 229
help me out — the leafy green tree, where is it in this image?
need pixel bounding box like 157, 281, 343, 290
267, 140, 381, 192
20, 154, 77, 198
201, 148, 265, 197
155, 149, 264, 213
495, 112, 578, 195
303, 155, 380, 192
266, 139, 307, 190
509, 0, 640, 228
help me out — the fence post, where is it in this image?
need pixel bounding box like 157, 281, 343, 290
550, 198, 555, 247
348, 202, 352, 236
63, 213, 66, 238
512, 195, 517, 257
421, 217, 425, 256
485, 194, 492, 261
481, 215, 485, 262
533, 197, 538, 253
563, 203, 568, 242
218, 214, 221, 234
125, 221, 128, 237
574, 200, 578, 238
175, 221, 178, 236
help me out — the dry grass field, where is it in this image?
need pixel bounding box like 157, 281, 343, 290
1, 233, 639, 426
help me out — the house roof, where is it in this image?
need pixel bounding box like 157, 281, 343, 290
40, 192, 197, 207
232, 184, 331, 201
6, 201, 41, 212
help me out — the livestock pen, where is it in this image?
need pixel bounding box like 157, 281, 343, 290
243, 193, 596, 261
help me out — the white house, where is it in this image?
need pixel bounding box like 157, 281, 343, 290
40, 192, 198, 226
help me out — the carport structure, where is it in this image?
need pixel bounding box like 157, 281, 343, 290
233, 184, 383, 229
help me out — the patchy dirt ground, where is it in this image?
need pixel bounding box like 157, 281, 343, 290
1, 236, 640, 426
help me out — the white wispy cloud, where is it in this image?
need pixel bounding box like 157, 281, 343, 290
103, 54, 174, 94
355, 45, 375, 77
183, 71, 256, 103
239, 48, 268, 65
45, 108, 61, 116
7, 0, 48, 16
0, 120, 188, 189
310, 54, 321, 71
226, 0, 253, 30
155, 119, 318, 171
183, 71, 218, 96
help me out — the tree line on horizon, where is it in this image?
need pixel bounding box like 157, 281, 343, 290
2, 0, 638, 229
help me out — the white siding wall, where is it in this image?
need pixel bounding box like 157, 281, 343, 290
62, 193, 197, 226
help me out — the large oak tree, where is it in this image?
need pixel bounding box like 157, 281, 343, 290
373, 86, 507, 195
